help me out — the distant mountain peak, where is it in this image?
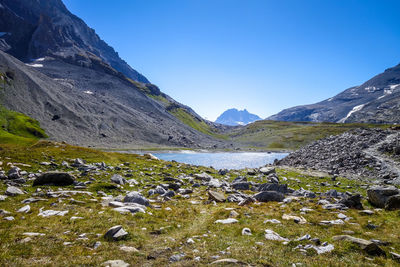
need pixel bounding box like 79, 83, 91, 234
215, 108, 261, 126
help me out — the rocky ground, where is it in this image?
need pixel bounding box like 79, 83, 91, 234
1, 141, 400, 266
277, 128, 400, 184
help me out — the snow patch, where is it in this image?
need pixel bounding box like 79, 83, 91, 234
338, 104, 365, 123
308, 113, 320, 121
83, 90, 94, 95
0, 32, 10, 37
364, 86, 379, 93
26, 63, 43, 68
35, 57, 46, 62
327, 97, 333, 102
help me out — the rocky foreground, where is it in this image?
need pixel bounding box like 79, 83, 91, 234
0, 140, 400, 266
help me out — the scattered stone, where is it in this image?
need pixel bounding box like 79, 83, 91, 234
208, 191, 226, 202
38, 210, 68, 217
120, 246, 139, 253
5, 186, 24, 196
33, 172, 75, 186
359, 210, 375, 215
215, 218, 238, 224
102, 260, 130, 267
282, 214, 307, 224
264, 219, 281, 224
0, 195, 7, 201
70, 216, 84, 220
123, 191, 150, 206
319, 219, 345, 226
93, 241, 101, 249
265, 229, 289, 242
4, 216, 14, 221
242, 228, 252, 235
143, 153, 159, 160
232, 182, 250, 191
7, 167, 21, 179
169, 253, 185, 262
339, 194, 363, 210
253, 191, 284, 202
23, 232, 45, 237
260, 166, 276, 175
229, 210, 239, 218
17, 205, 30, 213
385, 194, 400, 210
104, 225, 128, 241
390, 251, 400, 262
194, 172, 213, 181
110, 174, 127, 185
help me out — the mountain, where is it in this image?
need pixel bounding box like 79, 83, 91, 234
268, 63, 400, 124
0, 0, 225, 148
215, 108, 261, 126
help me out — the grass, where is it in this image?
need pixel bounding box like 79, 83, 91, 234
0, 106, 47, 145
226, 120, 392, 150
0, 141, 400, 266
168, 106, 227, 139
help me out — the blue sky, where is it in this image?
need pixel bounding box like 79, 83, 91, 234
63, 0, 400, 121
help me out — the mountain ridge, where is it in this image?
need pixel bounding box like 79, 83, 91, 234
215, 108, 261, 126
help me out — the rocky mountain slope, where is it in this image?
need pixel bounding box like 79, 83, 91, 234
215, 108, 261, 126
0, 0, 225, 148
277, 128, 400, 184
269, 64, 400, 124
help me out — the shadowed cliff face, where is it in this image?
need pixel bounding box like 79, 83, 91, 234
0, 0, 148, 83
269, 64, 400, 124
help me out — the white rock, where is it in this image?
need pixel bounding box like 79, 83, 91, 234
23, 232, 45, 237
215, 218, 238, 224
263, 219, 281, 224
17, 205, 30, 213
102, 260, 130, 267
265, 229, 290, 242
242, 228, 252, 236
120, 246, 139, 253
38, 210, 68, 217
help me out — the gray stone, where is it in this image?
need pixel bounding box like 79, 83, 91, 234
102, 260, 130, 267
110, 174, 127, 185
257, 183, 288, 194
208, 190, 226, 202
169, 253, 185, 262
17, 205, 30, 213
253, 191, 284, 202
367, 186, 399, 208
7, 167, 21, 179
33, 172, 75, 186
5, 186, 24, 196
232, 182, 250, 191
385, 194, 400, 210
104, 225, 128, 241
215, 218, 238, 224
194, 172, 213, 181
332, 235, 385, 256
260, 166, 276, 175
123, 191, 149, 206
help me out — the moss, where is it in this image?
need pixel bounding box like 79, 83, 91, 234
0, 106, 47, 145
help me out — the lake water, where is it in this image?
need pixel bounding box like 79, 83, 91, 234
149, 151, 288, 170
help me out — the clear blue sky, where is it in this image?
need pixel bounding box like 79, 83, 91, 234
63, 0, 400, 121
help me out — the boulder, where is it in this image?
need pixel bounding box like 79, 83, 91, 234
102, 260, 130, 267
7, 167, 21, 179
33, 172, 75, 186
104, 225, 128, 241
194, 172, 213, 181
254, 191, 284, 202
110, 174, 127, 185
259, 166, 275, 175
143, 153, 159, 160
332, 235, 385, 256
367, 186, 400, 208
231, 182, 250, 191
385, 194, 400, 210
123, 191, 150, 206
257, 183, 288, 194
339, 194, 363, 210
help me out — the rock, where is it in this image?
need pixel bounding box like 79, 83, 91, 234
23, 232, 45, 237
367, 186, 399, 208
123, 191, 150, 206
38, 210, 68, 217
33, 172, 75, 186
242, 228, 252, 235
257, 183, 288, 194
210, 258, 241, 265
215, 218, 238, 224
5, 186, 24, 196
260, 166, 276, 175
253, 191, 284, 202
208, 191, 226, 202
232, 182, 250, 191
120, 246, 139, 253
72, 158, 85, 167
265, 229, 289, 242
218, 169, 228, 175
17, 205, 30, 213
110, 174, 127, 185
7, 167, 21, 179
390, 251, 400, 262
229, 210, 239, 218
102, 260, 130, 267
282, 214, 307, 224
385, 194, 400, 210
359, 210, 375, 215
169, 253, 185, 262
93, 241, 101, 249
143, 153, 159, 160
322, 203, 348, 210
0, 195, 7, 201
194, 172, 213, 181
264, 219, 281, 224
292, 188, 316, 198
319, 219, 345, 225
104, 225, 128, 241
208, 178, 222, 188
339, 194, 363, 210
4, 216, 14, 221
332, 235, 385, 256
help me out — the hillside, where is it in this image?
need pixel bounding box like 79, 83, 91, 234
0, 0, 225, 149
269, 63, 400, 124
